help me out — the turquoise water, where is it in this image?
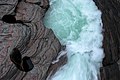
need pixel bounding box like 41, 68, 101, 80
44, 0, 104, 80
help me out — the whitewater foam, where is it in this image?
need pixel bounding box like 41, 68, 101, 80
44, 0, 104, 80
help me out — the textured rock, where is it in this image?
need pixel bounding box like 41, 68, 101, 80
100, 63, 120, 80
0, 0, 66, 80
1, 0, 120, 80
93, 0, 120, 80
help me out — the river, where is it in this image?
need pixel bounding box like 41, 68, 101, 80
43, 0, 104, 80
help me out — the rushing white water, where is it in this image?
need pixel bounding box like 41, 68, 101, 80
44, 0, 104, 80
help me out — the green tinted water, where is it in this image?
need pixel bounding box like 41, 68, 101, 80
44, 0, 104, 80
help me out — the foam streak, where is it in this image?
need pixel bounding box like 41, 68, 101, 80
44, 0, 104, 80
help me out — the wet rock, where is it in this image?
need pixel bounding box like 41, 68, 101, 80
10, 48, 34, 72
93, 0, 120, 80
2, 15, 17, 23
100, 63, 120, 80
0, 0, 66, 80
0, 0, 18, 19
22, 56, 34, 72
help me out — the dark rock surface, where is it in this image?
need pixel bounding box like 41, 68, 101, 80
100, 63, 120, 80
93, 0, 120, 80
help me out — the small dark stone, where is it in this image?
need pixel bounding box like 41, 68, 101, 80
10, 48, 24, 71
10, 48, 22, 64
2, 15, 17, 23
61, 45, 66, 50
22, 56, 34, 72
10, 48, 34, 72
18, 0, 22, 3
35, 2, 41, 5
2, 15, 25, 24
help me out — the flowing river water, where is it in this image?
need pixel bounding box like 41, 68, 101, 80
44, 0, 104, 80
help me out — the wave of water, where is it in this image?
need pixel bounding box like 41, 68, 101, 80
44, 0, 104, 80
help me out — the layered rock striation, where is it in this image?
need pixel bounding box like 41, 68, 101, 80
0, 0, 66, 80
0, 0, 120, 80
